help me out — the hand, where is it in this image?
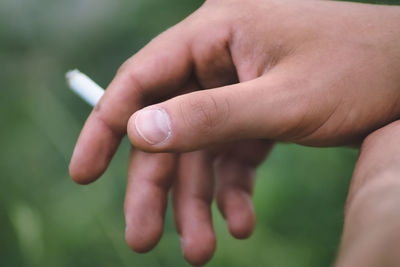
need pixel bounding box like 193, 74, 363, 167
69, 0, 400, 265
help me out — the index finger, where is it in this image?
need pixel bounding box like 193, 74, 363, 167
69, 24, 193, 184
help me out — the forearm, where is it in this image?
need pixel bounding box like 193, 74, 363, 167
337, 177, 400, 267
336, 121, 400, 267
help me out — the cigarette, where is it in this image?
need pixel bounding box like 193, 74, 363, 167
66, 69, 104, 107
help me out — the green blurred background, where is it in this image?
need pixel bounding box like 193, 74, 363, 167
0, 0, 398, 266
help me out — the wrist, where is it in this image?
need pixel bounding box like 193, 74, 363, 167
337, 175, 400, 267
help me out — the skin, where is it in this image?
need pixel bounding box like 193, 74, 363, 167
69, 0, 400, 265
337, 121, 400, 267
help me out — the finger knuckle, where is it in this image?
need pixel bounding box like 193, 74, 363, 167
181, 92, 230, 135
116, 58, 132, 76
115, 60, 147, 103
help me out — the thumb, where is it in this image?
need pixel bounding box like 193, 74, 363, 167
127, 75, 303, 152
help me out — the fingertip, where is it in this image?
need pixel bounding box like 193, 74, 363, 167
127, 107, 173, 152
127, 112, 141, 148
68, 159, 102, 185
227, 207, 255, 239
125, 223, 163, 253
181, 233, 216, 266
127, 111, 150, 152
69, 123, 120, 184
68, 141, 108, 184
220, 191, 255, 239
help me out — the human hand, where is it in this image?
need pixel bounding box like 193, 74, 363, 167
69, 0, 400, 265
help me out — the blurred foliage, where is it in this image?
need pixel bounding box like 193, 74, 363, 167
0, 0, 398, 266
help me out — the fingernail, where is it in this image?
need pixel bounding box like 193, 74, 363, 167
134, 108, 171, 145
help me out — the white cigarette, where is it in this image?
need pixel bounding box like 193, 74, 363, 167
66, 69, 104, 107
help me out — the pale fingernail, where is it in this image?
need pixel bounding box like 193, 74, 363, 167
134, 108, 171, 145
